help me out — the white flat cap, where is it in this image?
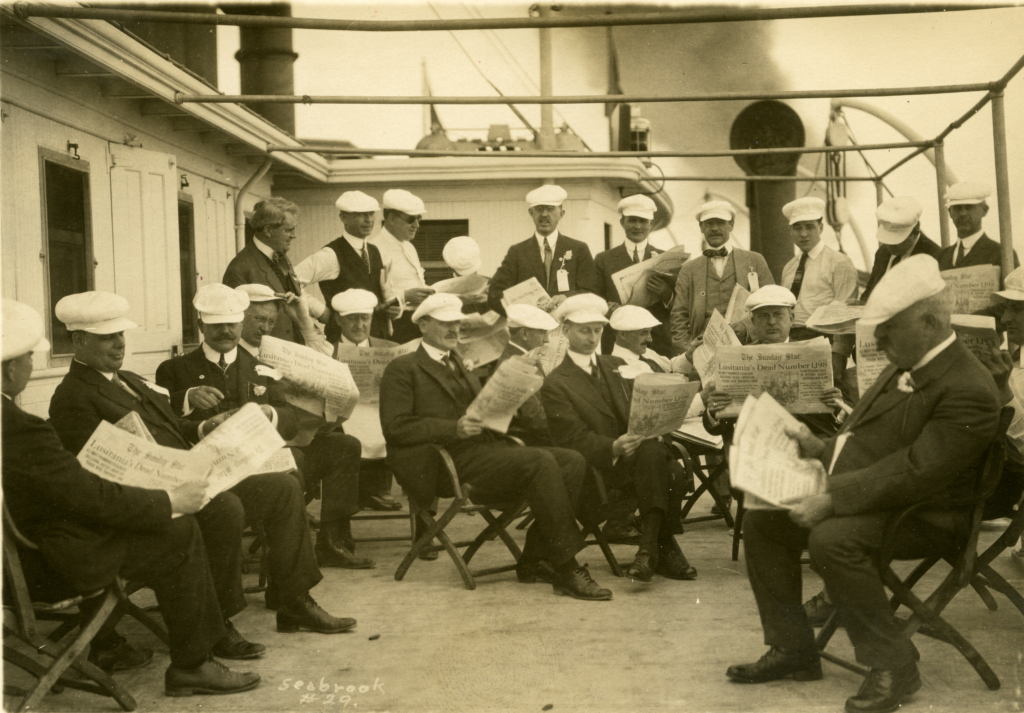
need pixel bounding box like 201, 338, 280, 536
411, 293, 465, 323
946, 181, 992, 207
554, 293, 609, 324
696, 200, 735, 222
618, 194, 656, 220
746, 285, 797, 311
442, 236, 481, 276
506, 304, 558, 331
875, 196, 923, 246
526, 185, 567, 207
55, 292, 138, 334
382, 189, 427, 216
3, 300, 50, 361
861, 254, 946, 326
992, 266, 1024, 303
237, 284, 281, 303
331, 289, 378, 315
782, 196, 826, 225
609, 305, 661, 331
194, 284, 249, 324
336, 190, 380, 213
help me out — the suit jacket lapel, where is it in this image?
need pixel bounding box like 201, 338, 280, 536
520, 236, 548, 288
597, 357, 632, 423
248, 244, 285, 292
415, 347, 460, 404
559, 357, 615, 419
79, 364, 142, 414
118, 371, 190, 445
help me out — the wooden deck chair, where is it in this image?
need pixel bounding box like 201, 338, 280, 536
668, 437, 734, 528
815, 407, 1014, 691
2, 504, 136, 712
350, 458, 413, 545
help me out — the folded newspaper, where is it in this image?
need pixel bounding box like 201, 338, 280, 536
610, 245, 690, 307
692, 309, 741, 384
259, 335, 360, 422
673, 416, 724, 450
730, 393, 828, 510
724, 284, 752, 325
714, 338, 834, 418
805, 303, 864, 335
335, 339, 420, 406
627, 373, 701, 438
940, 264, 1000, 315
528, 328, 570, 376
501, 277, 549, 310
466, 355, 545, 434
431, 273, 490, 297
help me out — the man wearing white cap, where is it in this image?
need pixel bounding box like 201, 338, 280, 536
374, 189, 435, 343
2, 299, 262, 696
380, 293, 611, 600
157, 285, 374, 571
294, 190, 394, 344
595, 194, 674, 358
50, 290, 359, 642
937, 181, 1018, 271
608, 305, 674, 373
442, 236, 491, 313
671, 200, 774, 356
224, 197, 304, 345
487, 184, 599, 315
541, 294, 696, 583
235, 284, 285, 357
862, 196, 940, 301
728, 255, 1001, 713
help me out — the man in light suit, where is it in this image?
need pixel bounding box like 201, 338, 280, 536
670, 200, 774, 356
487, 185, 599, 316
595, 194, 675, 358
379, 294, 611, 600
726, 256, 1002, 713
541, 294, 696, 583
936, 181, 1018, 272
861, 197, 941, 302
223, 197, 304, 344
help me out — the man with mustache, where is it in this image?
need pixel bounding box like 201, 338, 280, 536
861, 197, 940, 302
374, 189, 435, 344
936, 181, 1018, 272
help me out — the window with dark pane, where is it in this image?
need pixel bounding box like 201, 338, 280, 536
43, 160, 92, 355
178, 200, 199, 346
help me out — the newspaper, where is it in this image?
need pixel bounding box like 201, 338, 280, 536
432, 273, 489, 297
335, 343, 405, 405
951, 314, 1000, 361
114, 411, 157, 443
466, 356, 545, 434
730, 393, 828, 509
805, 303, 865, 335
624, 245, 690, 307
724, 283, 752, 325
692, 309, 741, 383
627, 374, 702, 438
941, 264, 1000, 314
259, 335, 360, 422
673, 417, 724, 450
455, 314, 509, 369
854, 320, 890, 396
501, 277, 549, 310
714, 338, 833, 418
528, 328, 570, 376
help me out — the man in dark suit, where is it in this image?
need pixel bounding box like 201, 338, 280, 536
49, 291, 357, 639
487, 185, 599, 316
541, 294, 696, 583
936, 181, 1018, 272
380, 293, 611, 600
726, 256, 1002, 713
862, 197, 941, 302
157, 284, 373, 570
223, 197, 304, 344
294, 190, 396, 343
2, 299, 261, 695
595, 194, 675, 357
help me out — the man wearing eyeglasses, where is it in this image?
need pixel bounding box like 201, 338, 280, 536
374, 189, 435, 344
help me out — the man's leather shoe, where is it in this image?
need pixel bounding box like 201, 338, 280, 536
315, 541, 376, 569
602, 521, 641, 545
656, 538, 698, 580
165, 658, 260, 696
516, 558, 556, 584
726, 646, 823, 683
88, 637, 154, 673
552, 564, 613, 601
845, 663, 921, 713
625, 550, 656, 582
803, 590, 836, 627
362, 493, 403, 511
212, 621, 265, 660
277, 593, 357, 634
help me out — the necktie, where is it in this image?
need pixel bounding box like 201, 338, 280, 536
111, 372, 138, 401
954, 241, 965, 266
543, 239, 553, 287
632, 247, 640, 264
217, 353, 229, 374
442, 353, 458, 376
790, 251, 809, 299
703, 247, 727, 259
361, 243, 371, 272
274, 252, 298, 291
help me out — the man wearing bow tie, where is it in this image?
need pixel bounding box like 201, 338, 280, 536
670, 200, 774, 356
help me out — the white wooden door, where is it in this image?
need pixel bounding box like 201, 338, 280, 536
108, 144, 182, 372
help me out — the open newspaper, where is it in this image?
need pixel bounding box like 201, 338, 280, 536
730, 393, 828, 510
951, 314, 1000, 361
692, 309, 741, 383
724, 284, 752, 325
431, 273, 489, 297
527, 328, 570, 376
260, 335, 359, 422
854, 320, 891, 396
627, 373, 701, 438
805, 303, 864, 335
454, 313, 509, 369
714, 338, 833, 418
609, 245, 690, 307
940, 264, 1000, 315
501, 277, 549, 310
79, 403, 287, 512
466, 355, 545, 434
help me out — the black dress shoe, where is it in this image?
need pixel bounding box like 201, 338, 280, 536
656, 538, 698, 580
803, 590, 836, 627
88, 637, 154, 673
552, 564, 613, 601
602, 522, 642, 545
277, 593, 357, 634
165, 658, 261, 697
625, 550, 656, 582
516, 558, 557, 584
314, 541, 376, 569
361, 494, 403, 511
845, 663, 921, 713
726, 646, 823, 683
212, 621, 266, 660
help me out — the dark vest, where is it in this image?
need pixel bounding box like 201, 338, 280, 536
320, 237, 390, 342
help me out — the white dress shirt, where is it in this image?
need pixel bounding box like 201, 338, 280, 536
623, 238, 648, 264
535, 230, 560, 261
782, 241, 859, 327
373, 227, 426, 307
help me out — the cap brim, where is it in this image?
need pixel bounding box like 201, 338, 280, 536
199, 313, 244, 324
415, 307, 465, 323
564, 312, 609, 325
788, 213, 822, 225
529, 202, 563, 208
946, 199, 985, 206
622, 210, 655, 220
82, 317, 140, 335
993, 290, 1024, 302
336, 309, 375, 316
750, 303, 796, 311
876, 225, 914, 246
698, 211, 733, 222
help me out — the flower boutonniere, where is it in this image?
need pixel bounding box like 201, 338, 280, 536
560, 251, 572, 268
252, 384, 267, 397
462, 358, 476, 372
896, 371, 916, 394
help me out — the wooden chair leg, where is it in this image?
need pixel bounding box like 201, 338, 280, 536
975, 566, 1024, 618
586, 523, 624, 577
731, 493, 745, 562
467, 507, 526, 565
